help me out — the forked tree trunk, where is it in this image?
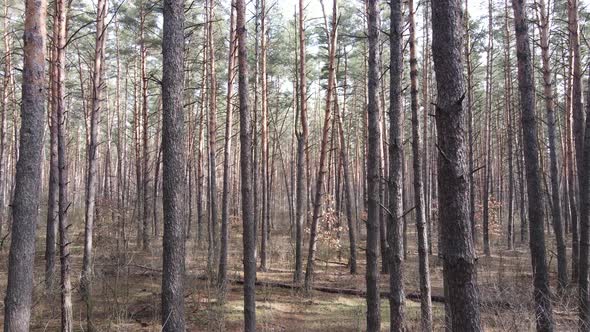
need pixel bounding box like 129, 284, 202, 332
431, 0, 482, 330
512, 0, 554, 330
3, 0, 47, 329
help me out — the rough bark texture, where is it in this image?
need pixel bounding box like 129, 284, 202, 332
388, 0, 405, 329
431, 0, 482, 330
366, 0, 381, 330
161, 0, 186, 329
3, 0, 46, 329
511, 0, 554, 330
237, 0, 257, 329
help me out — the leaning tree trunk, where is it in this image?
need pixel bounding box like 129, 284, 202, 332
303, 0, 338, 293
3, 0, 47, 329
388, 0, 405, 329
512, 0, 554, 330
161, 0, 186, 329
237, 0, 256, 330
431, 0, 482, 330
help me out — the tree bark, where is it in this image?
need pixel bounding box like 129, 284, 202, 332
511, 0, 554, 330
3, 0, 46, 329
431, 0, 482, 329
388, 0, 405, 329
366, 0, 381, 330
237, 0, 257, 329
161, 0, 186, 328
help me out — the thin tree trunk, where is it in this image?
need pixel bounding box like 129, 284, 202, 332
338, 51, 357, 274
535, 0, 567, 292
408, 0, 432, 328
55, 0, 72, 328
303, 0, 338, 293
366, 0, 381, 330
218, 1, 237, 293
81, 0, 107, 328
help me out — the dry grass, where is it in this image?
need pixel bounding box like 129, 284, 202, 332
0, 208, 579, 331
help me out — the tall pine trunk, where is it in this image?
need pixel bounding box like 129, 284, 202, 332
3, 0, 47, 329
431, 0, 482, 329
512, 0, 554, 330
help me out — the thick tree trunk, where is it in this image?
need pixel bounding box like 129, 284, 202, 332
3, 0, 46, 329
237, 0, 257, 329
511, 0, 554, 330
431, 1, 482, 330
161, 0, 186, 329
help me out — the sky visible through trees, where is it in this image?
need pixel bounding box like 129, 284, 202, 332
4, 0, 590, 331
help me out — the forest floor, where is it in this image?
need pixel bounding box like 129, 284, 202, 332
0, 210, 580, 331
